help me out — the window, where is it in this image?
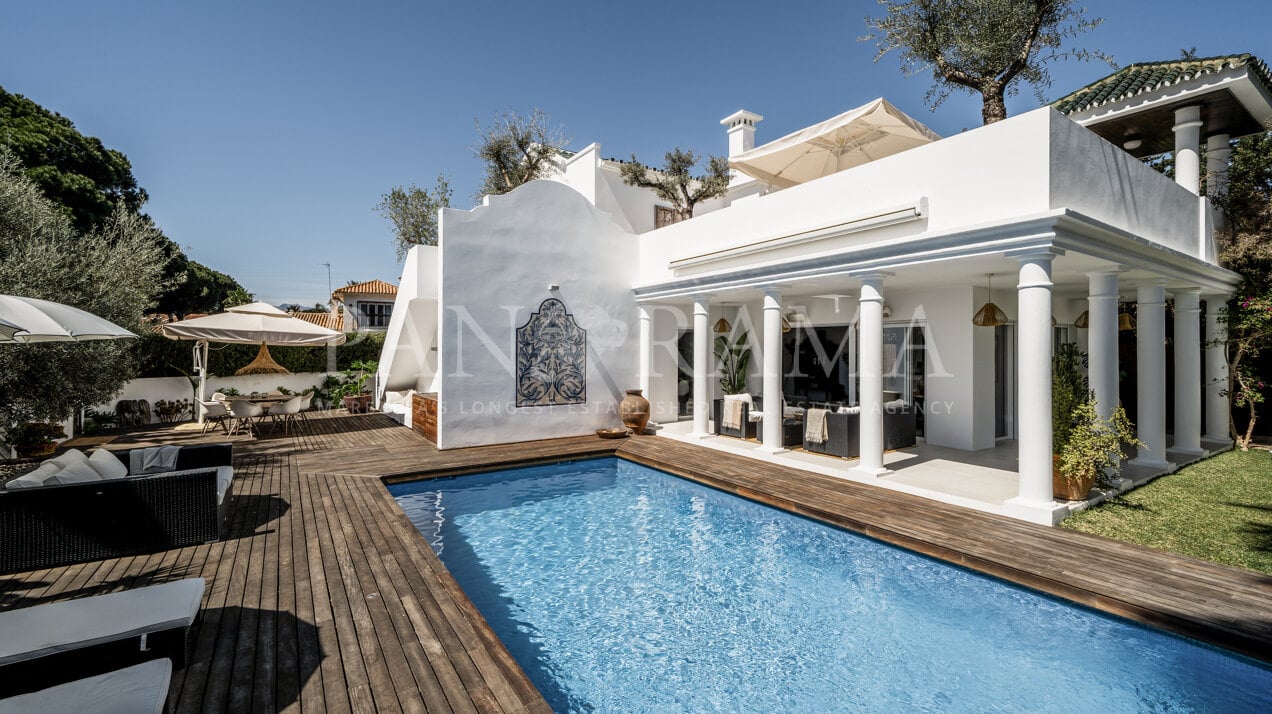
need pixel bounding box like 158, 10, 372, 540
654, 206, 683, 229
357, 302, 392, 328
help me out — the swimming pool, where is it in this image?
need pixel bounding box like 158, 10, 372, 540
391, 457, 1272, 712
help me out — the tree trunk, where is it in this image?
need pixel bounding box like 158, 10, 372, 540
1240, 402, 1257, 451
981, 86, 1008, 125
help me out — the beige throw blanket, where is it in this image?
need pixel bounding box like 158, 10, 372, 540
805, 408, 830, 445
722, 397, 746, 430
130, 445, 181, 475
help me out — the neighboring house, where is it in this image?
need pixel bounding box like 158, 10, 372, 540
380, 54, 1271, 525
331, 279, 398, 332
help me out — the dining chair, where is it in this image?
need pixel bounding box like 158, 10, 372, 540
226, 400, 264, 437
199, 401, 230, 435
298, 391, 314, 424
269, 396, 303, 435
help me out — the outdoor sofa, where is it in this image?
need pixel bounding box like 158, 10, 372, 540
0, 444, 233, 574
802, 402, 917, 459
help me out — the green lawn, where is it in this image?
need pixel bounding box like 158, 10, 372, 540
1061, 448, 1272, 575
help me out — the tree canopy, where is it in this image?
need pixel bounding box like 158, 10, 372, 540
0, 84, 247, 317
619, 149, 730, 222
473, 108, 568, 199
376, 176, 451, 260
0, 147, 172, 426
862, 0, 1110, 124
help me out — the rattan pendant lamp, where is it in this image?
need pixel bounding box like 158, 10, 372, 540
972, 273, 1009, 327
1118, 302, 1136, 331
713, 304, 732, 333
235, 342, 291, 375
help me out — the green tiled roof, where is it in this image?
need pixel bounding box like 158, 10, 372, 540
1053, 54, 1272, 115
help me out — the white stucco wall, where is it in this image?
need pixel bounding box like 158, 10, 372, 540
437, 180, 640, 449
90, 372, 336, 423
1046, 109, 1200, 259
378, 245, 440, 395
636, 109, 1055, 284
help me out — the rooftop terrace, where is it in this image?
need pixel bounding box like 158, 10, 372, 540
1, 413, 1268, 711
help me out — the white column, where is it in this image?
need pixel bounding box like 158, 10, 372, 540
761, 289, 784, 452
851, 274, 889, 477
1204, 297, 1231, 442
1173, 288, 1204, 455
691, 296, 711, 437
1131, 280, 1172, 468
1087, 271, 1120, 423
1206, 134, 1232, 198
1013, 253, 1056, 505
638, 304, 653, 413
1173, 106, 1203, 196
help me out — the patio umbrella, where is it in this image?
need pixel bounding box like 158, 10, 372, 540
728, 98, 941, 189
0, 295, 137, 343
160, 302, 346, 422
0, 315, 23, 342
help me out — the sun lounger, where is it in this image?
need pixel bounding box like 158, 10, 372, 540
0, 658, 172, 714
0, 578, 203, 696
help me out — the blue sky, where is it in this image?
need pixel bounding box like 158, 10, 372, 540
3, 1, 1270, 306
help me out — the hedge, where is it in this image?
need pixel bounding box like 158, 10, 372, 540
131, 331, 385, 378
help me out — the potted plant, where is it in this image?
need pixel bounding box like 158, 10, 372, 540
9, 422, 68, 459
338, 359, 377, 413
714, 334, 752, 395
1052, 343, 1142, 500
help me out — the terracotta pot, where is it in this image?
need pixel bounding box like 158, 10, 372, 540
1052, 455, 1095, 501
619, 389, 650, 434
342, 394, 371, 415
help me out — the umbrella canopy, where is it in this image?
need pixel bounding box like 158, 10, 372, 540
0, 315, 23, 342
160, 302, 346, 346
728, 98, 941, 189
0, 295, 137, 344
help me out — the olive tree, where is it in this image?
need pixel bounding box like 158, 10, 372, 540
862, 0, 1110, 124
619, 148, 730, 223
376, 175, 452, 259
0, 147, 171, 430
473, 108, 568, 198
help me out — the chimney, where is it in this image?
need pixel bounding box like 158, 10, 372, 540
720, 109, 764, 158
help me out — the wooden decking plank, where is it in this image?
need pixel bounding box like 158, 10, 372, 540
339, 477, 475, 714
296, 461, 351, 714
249, 449, 284, 714
370, 481, 546, 714
325, 475, 435, 714
311, 474, 382, 713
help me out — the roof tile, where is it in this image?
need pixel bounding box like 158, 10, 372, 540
1052, 54, 1272, 115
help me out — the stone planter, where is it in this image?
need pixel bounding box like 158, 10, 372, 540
619, 389, 650, 434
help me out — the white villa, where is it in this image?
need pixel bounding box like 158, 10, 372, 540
378, 54, 1272, 524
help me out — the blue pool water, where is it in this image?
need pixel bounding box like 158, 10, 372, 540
391, 458, 1272, 713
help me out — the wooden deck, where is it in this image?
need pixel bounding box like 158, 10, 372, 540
1, 412, 1269, 713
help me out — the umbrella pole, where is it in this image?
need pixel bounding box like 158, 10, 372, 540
195, 340, 209, 424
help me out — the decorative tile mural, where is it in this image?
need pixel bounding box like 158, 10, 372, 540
516, 298, 587, 407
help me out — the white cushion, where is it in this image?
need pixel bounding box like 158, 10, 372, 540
0, 657, 172, 714
88, 449, 128, 480
383, 390, 406, 406
216, 466, 234, 505
0, 578, 205, 667
49, 462, 103, 485
5, 471, 52, 489
885, 399, 907, 409
49, 448, 89, 469
838, 406, 862, 415
723, 393, 753, 405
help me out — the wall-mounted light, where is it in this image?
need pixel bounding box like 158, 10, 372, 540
1123, 136, 1143, 151
548, 283, 560, 291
